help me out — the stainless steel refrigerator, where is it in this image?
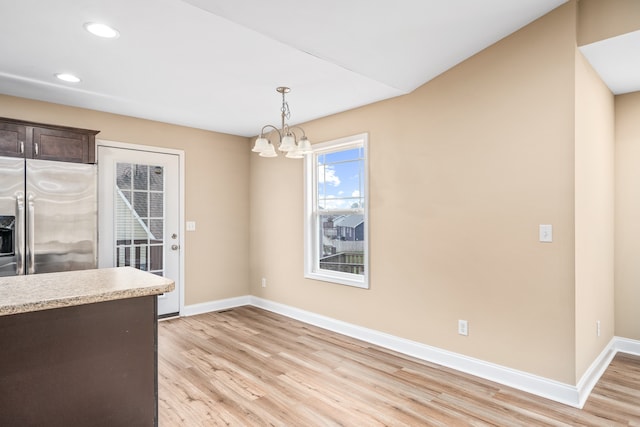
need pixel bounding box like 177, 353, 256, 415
0, 157, 97, 276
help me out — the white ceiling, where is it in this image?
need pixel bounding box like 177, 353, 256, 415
579, 29, 640, 95
1, 0, 630, 137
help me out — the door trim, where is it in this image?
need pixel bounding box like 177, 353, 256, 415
97, 139, 185, 316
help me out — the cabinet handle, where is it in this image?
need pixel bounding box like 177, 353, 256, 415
34, 142, 39, 157
19, 141, 24, 154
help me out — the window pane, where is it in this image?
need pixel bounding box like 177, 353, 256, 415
150, 219, 164, 242
134, 165, 148, 190
121, 190, 132, 204
150, 192, 163, 217
318, 213, 365, 275
116, 163, 131, 189
149, 245, 163, 271
133, 191, 148, 218
317, 160, 364, 210
115, 188, 135, 245
150, 165, 163, 191
134, 245, 148, 270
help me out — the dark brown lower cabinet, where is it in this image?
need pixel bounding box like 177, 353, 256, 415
0, 296, 158, 427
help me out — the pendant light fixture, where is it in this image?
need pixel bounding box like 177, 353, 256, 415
252, 87, 312, 158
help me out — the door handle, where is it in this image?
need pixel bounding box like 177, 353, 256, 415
15, 192, 25, 275
171, 244, 180, 251
27, 193, 35, 274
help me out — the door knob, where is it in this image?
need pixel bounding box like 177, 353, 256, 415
171, 244, 180, 251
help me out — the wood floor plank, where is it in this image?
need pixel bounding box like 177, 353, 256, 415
158, 307, 640, 426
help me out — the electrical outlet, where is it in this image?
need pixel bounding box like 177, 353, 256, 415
458, 320, 469, 336
596, 320, 601, 337
261, 277, 267, 288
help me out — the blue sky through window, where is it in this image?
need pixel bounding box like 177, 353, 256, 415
317, 147, 364, 211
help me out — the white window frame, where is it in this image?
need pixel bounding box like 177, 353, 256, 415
304, 133, 369, 288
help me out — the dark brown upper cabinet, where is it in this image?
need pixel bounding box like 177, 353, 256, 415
0, 121, 27, 158
0, 118, 99, 164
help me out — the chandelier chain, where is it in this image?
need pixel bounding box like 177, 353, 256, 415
281, 89, 291, 122
282, 101, 291, 120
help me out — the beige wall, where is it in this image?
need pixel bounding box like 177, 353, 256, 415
0, 94, 251, 305
574, 50, 615, 379
250, 3, 580, 383
578, 0, 640, 46
615, 91, 640, 340
1, 0, 628, 387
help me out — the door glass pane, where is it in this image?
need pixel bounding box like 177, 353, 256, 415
115, 162, 164, 275
134, 165, 148, 190
149, 219, 163, 243
150, 166, 163, 191
150, 193, 163, 217
133, 191, 148, 218
116, 163, 131, 189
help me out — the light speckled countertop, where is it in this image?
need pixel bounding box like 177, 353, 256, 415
0, 267, 175, 316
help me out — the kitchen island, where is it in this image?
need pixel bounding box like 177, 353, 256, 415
0, 267, 174, 427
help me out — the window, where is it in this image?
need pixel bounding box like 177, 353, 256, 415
304, 133, 368, 288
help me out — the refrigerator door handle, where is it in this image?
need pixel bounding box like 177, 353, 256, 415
15, 192, 25, 275
27, 193, 35, 274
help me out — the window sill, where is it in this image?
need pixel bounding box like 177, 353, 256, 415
305, 271, 369, 289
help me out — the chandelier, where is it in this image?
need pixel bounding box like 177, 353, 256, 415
251, 86, 312, 158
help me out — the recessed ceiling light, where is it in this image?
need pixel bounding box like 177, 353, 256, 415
84, 22, 120, 39
55, 73, 81, 83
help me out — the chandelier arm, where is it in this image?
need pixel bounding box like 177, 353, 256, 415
287, 126, 307, 139
260, 124, 283, 140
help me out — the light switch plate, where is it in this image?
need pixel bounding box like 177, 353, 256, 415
539, 224, 552, 243
186, 221, 196, 231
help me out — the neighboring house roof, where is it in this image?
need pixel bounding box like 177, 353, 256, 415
334, 214, 364, 229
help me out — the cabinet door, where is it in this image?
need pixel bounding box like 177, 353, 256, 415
0, 122, 26, 158
32, 127, 95, 163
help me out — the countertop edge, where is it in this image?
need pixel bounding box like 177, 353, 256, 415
1, 284, 175, 316
0, 267, 175, 316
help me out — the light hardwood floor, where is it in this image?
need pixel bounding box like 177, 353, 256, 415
158, 306, 640, 426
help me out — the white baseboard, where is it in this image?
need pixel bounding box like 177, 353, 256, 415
181, 295, 640, 408
613, 336, 640, 355
249, 297, 584, 407
182, 295, 251, 317
575, 338, 617, 408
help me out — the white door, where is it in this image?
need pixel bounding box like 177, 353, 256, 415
98, 145, 181, 317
